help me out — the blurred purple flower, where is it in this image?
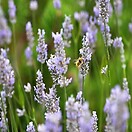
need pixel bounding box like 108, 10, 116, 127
129, 22, 132, 33
62, 15, 73, 47
25, 21, 34, 66
8, 0, 16, 24
0, 7, 12, 45
30, 0, 38, 11
53, 0, 61, 9
38, 112, 62, 132
104, 85, 129, 132
74, 11, 89, 33
25, 46, 33, 66
114, 0, 123, 16
113, 37, 122, 48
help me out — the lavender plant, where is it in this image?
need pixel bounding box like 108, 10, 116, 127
0, 48, 15, 97
104, 85, 130, 132
36, 29, 48, 64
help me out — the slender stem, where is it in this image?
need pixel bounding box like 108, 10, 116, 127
8, 98, 18, 132
63, 87, 67, 132
99, 79, 105, 132
79, 73, 84, 103
103, 21, 111, 89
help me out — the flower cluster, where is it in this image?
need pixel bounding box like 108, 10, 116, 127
74, 11, 89, 33
38, 111, 62, 132
0, 48, 15, 97
114, 0, 123, 16
36, 29, 48, 64
66, 92, 98, 132
47, 31, 72, 87
44, 86, 60, 113
62, 15, 73, 47
26, 121, 36, 132
104, 85, 129, 132
53, 0, 61, 9
34, 70, 60, 113
34, 70, 46, 104
79, 32, 93, 77
25, 22, 34, 66
0, 91, 8, 131
8, 0, 16, 24
30, 0, 38, 11
98, 0, 113, 46
0, 6, 12, 45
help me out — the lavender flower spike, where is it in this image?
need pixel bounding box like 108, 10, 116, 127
114, 0, 123, 16
8, 0, 16, 24
26, 121, 35, 132
36, 29, 48, 64
104, 85, 129, 132
26, 21, 34, 48
53, 0, 61, 9
0, 91, 8, 131
98, 0, 113, 46
47, 31, 72, 87
38, 111, 62, 132
0, 6, 12, 45
25, 21, 34, 65
0, 48, 15, 97
30, 0, 38, 11
62, 15, 73, 47
44, 85, 60, 113
79, 32, 93, 77
34, 69, 46, 104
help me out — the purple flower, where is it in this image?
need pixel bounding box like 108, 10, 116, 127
26, 22, 34, 48
104, 85, 129, 132
36, 29, 48, 64
74, 11, 89, 33
66, 92, 98, 132
0, 48, 15, 97
47, 31, 72, 87
129, 22, 132, 33
114, 0, 123, 16
79, 32, 93, 77
26, 122, 35, 132
25, 46, 33, 66
113, 37, 122, 48
38, 112, 62, 132
0, 91, 8, 131
25, 22, 34, 65
66, 95, 81, 131
8, 0, 16, 24
62, 15, 73, 47
0, 7, 12, 45
53, 0, 61, 9
44, 85, 60, 113
34, 70, 46, 104
30, 0, 38, 11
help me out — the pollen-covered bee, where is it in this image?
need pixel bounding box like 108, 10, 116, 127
75, 57, 84, 69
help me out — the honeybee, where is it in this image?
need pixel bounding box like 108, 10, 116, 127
75, 57, 84, 68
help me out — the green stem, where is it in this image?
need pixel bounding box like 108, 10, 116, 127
8, 98, 18, 132
63, 87, 67, 132
103, 21, 111, 89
